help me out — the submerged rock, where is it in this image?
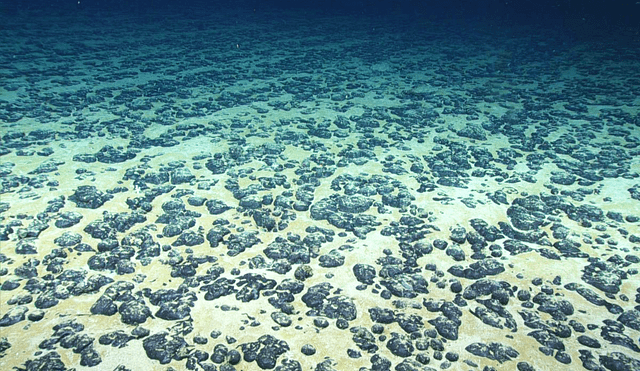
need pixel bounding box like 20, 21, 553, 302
143, 332, 189, 364
465, 342, 519, 363
0, 305, 28, 327
240, 334, 290, 369
69, 185, 113, 209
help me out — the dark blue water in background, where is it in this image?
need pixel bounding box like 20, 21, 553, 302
2, 0, 639, 30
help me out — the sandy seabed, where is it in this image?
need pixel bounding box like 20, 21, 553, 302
1, 7, 639, 371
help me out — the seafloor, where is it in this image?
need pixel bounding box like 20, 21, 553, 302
0, 7, 639, 371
